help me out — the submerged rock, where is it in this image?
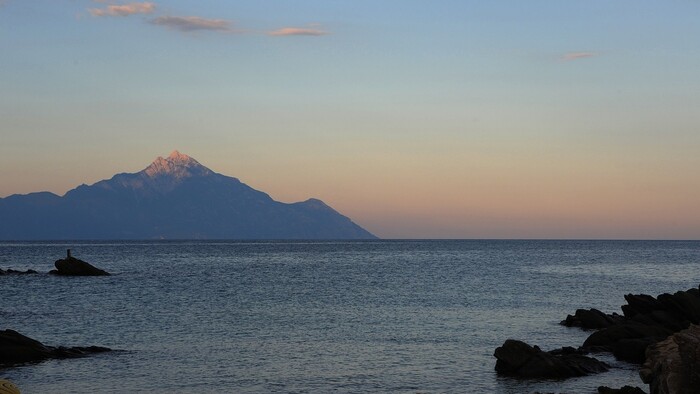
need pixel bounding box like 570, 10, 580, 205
640, 324, 700, 394
494, 339, 609, 379
49, 249, 109, 276
0, 329, 110, 367
0, 268, 38, 276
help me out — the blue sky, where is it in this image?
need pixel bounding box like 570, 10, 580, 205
1, 1, 700, 238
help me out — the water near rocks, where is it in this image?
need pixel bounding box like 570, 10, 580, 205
1, 240, 699, 393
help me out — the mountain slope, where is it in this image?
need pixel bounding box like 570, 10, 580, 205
0, 151, 376, 240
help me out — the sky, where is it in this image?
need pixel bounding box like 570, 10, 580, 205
1, 0, 700, 239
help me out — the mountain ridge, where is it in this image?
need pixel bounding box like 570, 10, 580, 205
0, 151, 376, 240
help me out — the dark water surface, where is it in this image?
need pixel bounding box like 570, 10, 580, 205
1, 240, 699, 393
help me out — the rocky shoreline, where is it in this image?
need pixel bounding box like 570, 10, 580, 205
495, 285, 700, 393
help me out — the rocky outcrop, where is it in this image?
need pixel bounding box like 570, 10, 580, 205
569, 286, 700, 364
562, 308, 623, 330
0, 268, 38, 275
49, 250, 109, 276
494, 339, 609, 378
497, 285, 700, 390
583, 322, 672, 364
0, 329, 110, 367
640, 324, 700, 394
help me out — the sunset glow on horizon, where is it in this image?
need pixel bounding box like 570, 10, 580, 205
1, 0, 699, 239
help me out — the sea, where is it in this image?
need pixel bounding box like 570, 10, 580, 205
1, 240, 699, 393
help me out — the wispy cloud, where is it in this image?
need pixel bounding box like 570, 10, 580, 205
561, 51, 598, 61
267, 27, 328, 37
89, 2, 155, 17
150, 15, 232, 32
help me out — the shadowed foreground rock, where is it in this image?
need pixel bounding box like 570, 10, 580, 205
50, 250, 109, 276
0, 379, 21, 394
640, 324, 700, 394
0, 329, 110, 367
494, 339, 609, 379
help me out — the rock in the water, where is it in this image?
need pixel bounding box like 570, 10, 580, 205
597, 386, 647, 394
50, 255, 109, 276
0, 329, 53, 364
566, 286, 700, 364
0, 329, 110, 367
0, 268, 38, 275
640, 324, 700, 394
583, 322, 671, 364
561, 308, 622, 330
494, 339, 609, 379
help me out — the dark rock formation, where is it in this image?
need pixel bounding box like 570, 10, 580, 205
497, 285, 700, 387
0, 268, 38, 275
583, 322, 672, 364
0, 329, 110, 367
567, 286, 700, 364
49, 250, 109, 276
494, 339, 609, 379
640, 324, 700, 394
597, 386, 647, 394
561, 308, 623, 330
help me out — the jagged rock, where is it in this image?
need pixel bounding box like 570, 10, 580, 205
598, 386, 646, 394
50, 250, 109, 276
640, 324, 700, 394
567, 286, 700, 364
494, 339, 609, 379
0, 329, 110, 367
561, 308, 622, 330
0, 268, 38, 275
622, 289, 700, 331
583, 322, 671, 364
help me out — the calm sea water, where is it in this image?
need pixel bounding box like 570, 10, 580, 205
1, 240, 699, 393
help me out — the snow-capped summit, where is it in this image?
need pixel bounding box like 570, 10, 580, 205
167, 150, 194, 163
143, 150, 212, 179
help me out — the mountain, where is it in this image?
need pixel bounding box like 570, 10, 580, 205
0, 151, 376, 240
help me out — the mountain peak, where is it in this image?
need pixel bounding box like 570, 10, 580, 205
143, 151, 211, 179
168, 150, 190, 162
0, 151, 377, 240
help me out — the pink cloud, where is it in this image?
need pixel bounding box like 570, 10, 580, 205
561, 52, 598, 61
150, 16, 232, 32
89, 2, 155, 17
268, 27, 328, 37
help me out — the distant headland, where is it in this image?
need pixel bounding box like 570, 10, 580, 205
0, 151, 376, 240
